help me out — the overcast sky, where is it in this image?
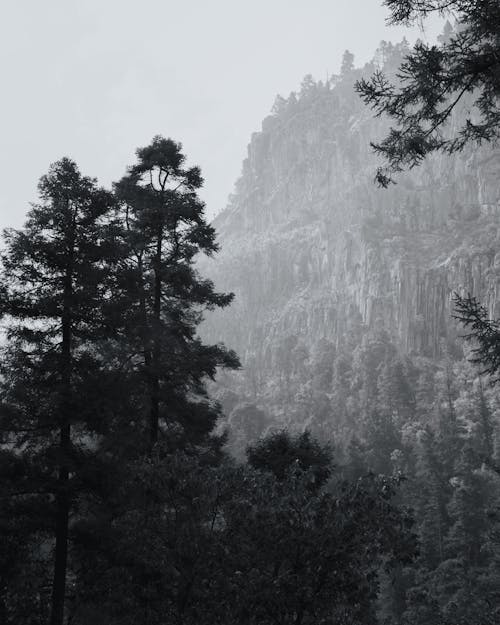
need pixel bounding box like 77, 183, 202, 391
0, 1, 443, 231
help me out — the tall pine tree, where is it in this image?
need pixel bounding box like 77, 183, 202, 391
113, 136, 239, 449
0, 159, 118, 625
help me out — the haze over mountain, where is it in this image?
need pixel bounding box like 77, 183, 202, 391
2, 6, 500, 622
201, 41, 500, 446
0, 1, 444, 233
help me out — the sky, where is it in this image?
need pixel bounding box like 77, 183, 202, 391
0, 1, 444, 231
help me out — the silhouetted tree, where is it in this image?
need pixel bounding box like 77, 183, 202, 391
0, 159, 117, 625
71, 138, 239, 623
113, 136, 239, 448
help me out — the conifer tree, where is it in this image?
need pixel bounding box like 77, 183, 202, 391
358, 1, 500, 186
363, 408, 402, 475
475, 381, 495, 460
0, 159, 117, 625
377, 356, 416, 424
330, 351, 352, 431
453, 293, 500, 383
113, 136, 239, 448
415, 428, 449, 569
72, 138, 240, 622
340, 50, 355, 76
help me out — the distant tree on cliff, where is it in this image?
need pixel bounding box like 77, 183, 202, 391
357, 0, 500, 187
340, 49, 355, 76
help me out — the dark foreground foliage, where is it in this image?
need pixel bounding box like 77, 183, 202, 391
70, 446, 415, 625
0, 140, 416, 625
0, 140, 238, 625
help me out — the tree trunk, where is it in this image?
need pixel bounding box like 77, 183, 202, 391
50, 212, 75, 625
136, 254, 154, 449
149, 227, 162, 447
50, 424, 70, 625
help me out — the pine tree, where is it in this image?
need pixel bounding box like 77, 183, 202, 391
415, 360, 438, 423
113, 136, 239, 448
377, 355, 416, 426
363, 409, 402, 475
0, 159, 117, 625
434, 356, 462, 475
446, 446, 490, 567
453, 293, 500, 383
71, 138, 240, 621
357, 2, 500, 186
440, 446, 500, 623
476, 381, 495, 461
330, 350, 352, 432
415, 428, 449, 569
340, 50, 355, 76
344, 435, 369, 481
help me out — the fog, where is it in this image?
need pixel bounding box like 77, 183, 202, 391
0, 0, 442, 232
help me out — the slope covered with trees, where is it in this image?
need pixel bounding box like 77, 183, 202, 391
2, 5, 500, 622
200, 30, 500, 624
201, 36, 500, 436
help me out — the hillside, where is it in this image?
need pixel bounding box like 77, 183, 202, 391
201, 43, 500, 447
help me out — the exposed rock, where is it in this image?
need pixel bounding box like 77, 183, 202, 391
200, 52, 500, 425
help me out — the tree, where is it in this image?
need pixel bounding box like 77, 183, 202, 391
453, 293, 500, 382
68, 138, 240, 622
475, 381, 494, 460
340, 49, 355, 76
246, 430, 333, 488
0, 159, 117, 625
357, 4, 500, 396
415, 427, 449, 569
71, 434, 416, 625
227, 402, 270, 460
70, 447, 234, 625
113, 136, 239, 448
357, 1, 500, 186
220, 464, 416, 625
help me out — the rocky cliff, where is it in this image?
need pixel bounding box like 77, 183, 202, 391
201, 44, 500, 434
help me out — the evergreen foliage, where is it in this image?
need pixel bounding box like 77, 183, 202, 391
0, 141, 420, 625
2, 15, 500, 620
0, 142, 240, 624
453, 292, 500, 382
357, 1, 500, 186
113, 136, 239, 448
222, 320, 500, 624
0, 159, 118, 625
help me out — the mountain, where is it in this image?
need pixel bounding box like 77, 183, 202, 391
200, 42, 500, 448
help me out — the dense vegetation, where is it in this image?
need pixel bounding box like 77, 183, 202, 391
2, 4, 500, 624
205, 11, 500, 623
2, 143, 499, 625
0, 140, 416, 625
221, 322, 500, 623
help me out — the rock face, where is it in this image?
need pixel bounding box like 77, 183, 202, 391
201, 51, 500, 424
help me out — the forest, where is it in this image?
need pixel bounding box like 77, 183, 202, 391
2, 1, 500, 624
